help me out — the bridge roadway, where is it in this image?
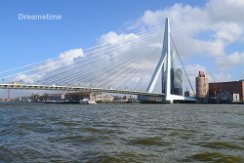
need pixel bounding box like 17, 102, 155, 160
0, 84, 164, 97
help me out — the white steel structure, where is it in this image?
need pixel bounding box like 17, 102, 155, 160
147, 18, 196, 103
0, 18, 196, 103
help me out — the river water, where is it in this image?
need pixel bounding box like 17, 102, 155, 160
0, 103, 243, 162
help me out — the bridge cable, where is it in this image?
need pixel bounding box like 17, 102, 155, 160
170, 34, 196, 95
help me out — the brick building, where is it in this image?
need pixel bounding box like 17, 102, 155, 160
209, 80, 244, 102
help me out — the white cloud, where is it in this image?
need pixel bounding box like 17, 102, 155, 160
206, 0, 244, 23
7, 0, 244, 91
186, 64, 208, 77
184, 64, 231, 89
97, 31, 139, 45
15, 73, 34, 83
215, 22, 243, 42
95, 31, 141, 61
90, 31, 162, 90
185, 64, 212, 90
214, 72, 232, 82
37, 48, 84, 72
129, 0, 244, 69
11, 49, 84, 84
59, 49, 84, 65
185, 64, 233, 85
216, 52, 244, 68
10, 30, 162, 90
130, 4, 219, 57
7, 28, 162, 90
186, 64, 232, 84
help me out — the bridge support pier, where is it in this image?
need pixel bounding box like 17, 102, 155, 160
168, 99, 173, 104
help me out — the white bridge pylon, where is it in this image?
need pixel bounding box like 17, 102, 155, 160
0, 18, 196, 103
147, 18, 196, 103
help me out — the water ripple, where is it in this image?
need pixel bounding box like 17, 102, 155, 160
0, 103, 243, 162
188, 152, 244, 163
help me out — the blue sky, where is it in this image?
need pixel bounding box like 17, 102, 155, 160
1, 0, 244, 99
0, 0, 206, 70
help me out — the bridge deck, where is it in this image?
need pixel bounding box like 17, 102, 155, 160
0, 84, 164, 97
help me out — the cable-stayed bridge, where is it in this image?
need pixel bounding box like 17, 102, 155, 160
0, 18, 196, 103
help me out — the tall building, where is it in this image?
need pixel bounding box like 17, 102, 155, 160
174, 68, 183, 95
171, 68, 183, 95
196, 71, 209, 101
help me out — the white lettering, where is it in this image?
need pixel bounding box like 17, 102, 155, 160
18, 13, 25, 20
17, 13, 63, 21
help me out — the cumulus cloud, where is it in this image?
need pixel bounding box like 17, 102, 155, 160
6, 27, 163, 91
129, 0, 244, 69
206, 0, 244, 23
186, 64, 209, 78
7, 0, 244, 92
129, 0, 244, 87
9, 29, 162, 90
15, 73, 34, 83
185, 64, 233, 85
37, 48, 84, 72
214, 72, 232, 82
185, 64, 212, 90
87, 30, 163, 90
11, 48, 84, 84
97, 31, 139, 45
183, 64, 230, 91
216, 52, 244, 68
95, 31, 141, 63
215, 22, 243, 42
